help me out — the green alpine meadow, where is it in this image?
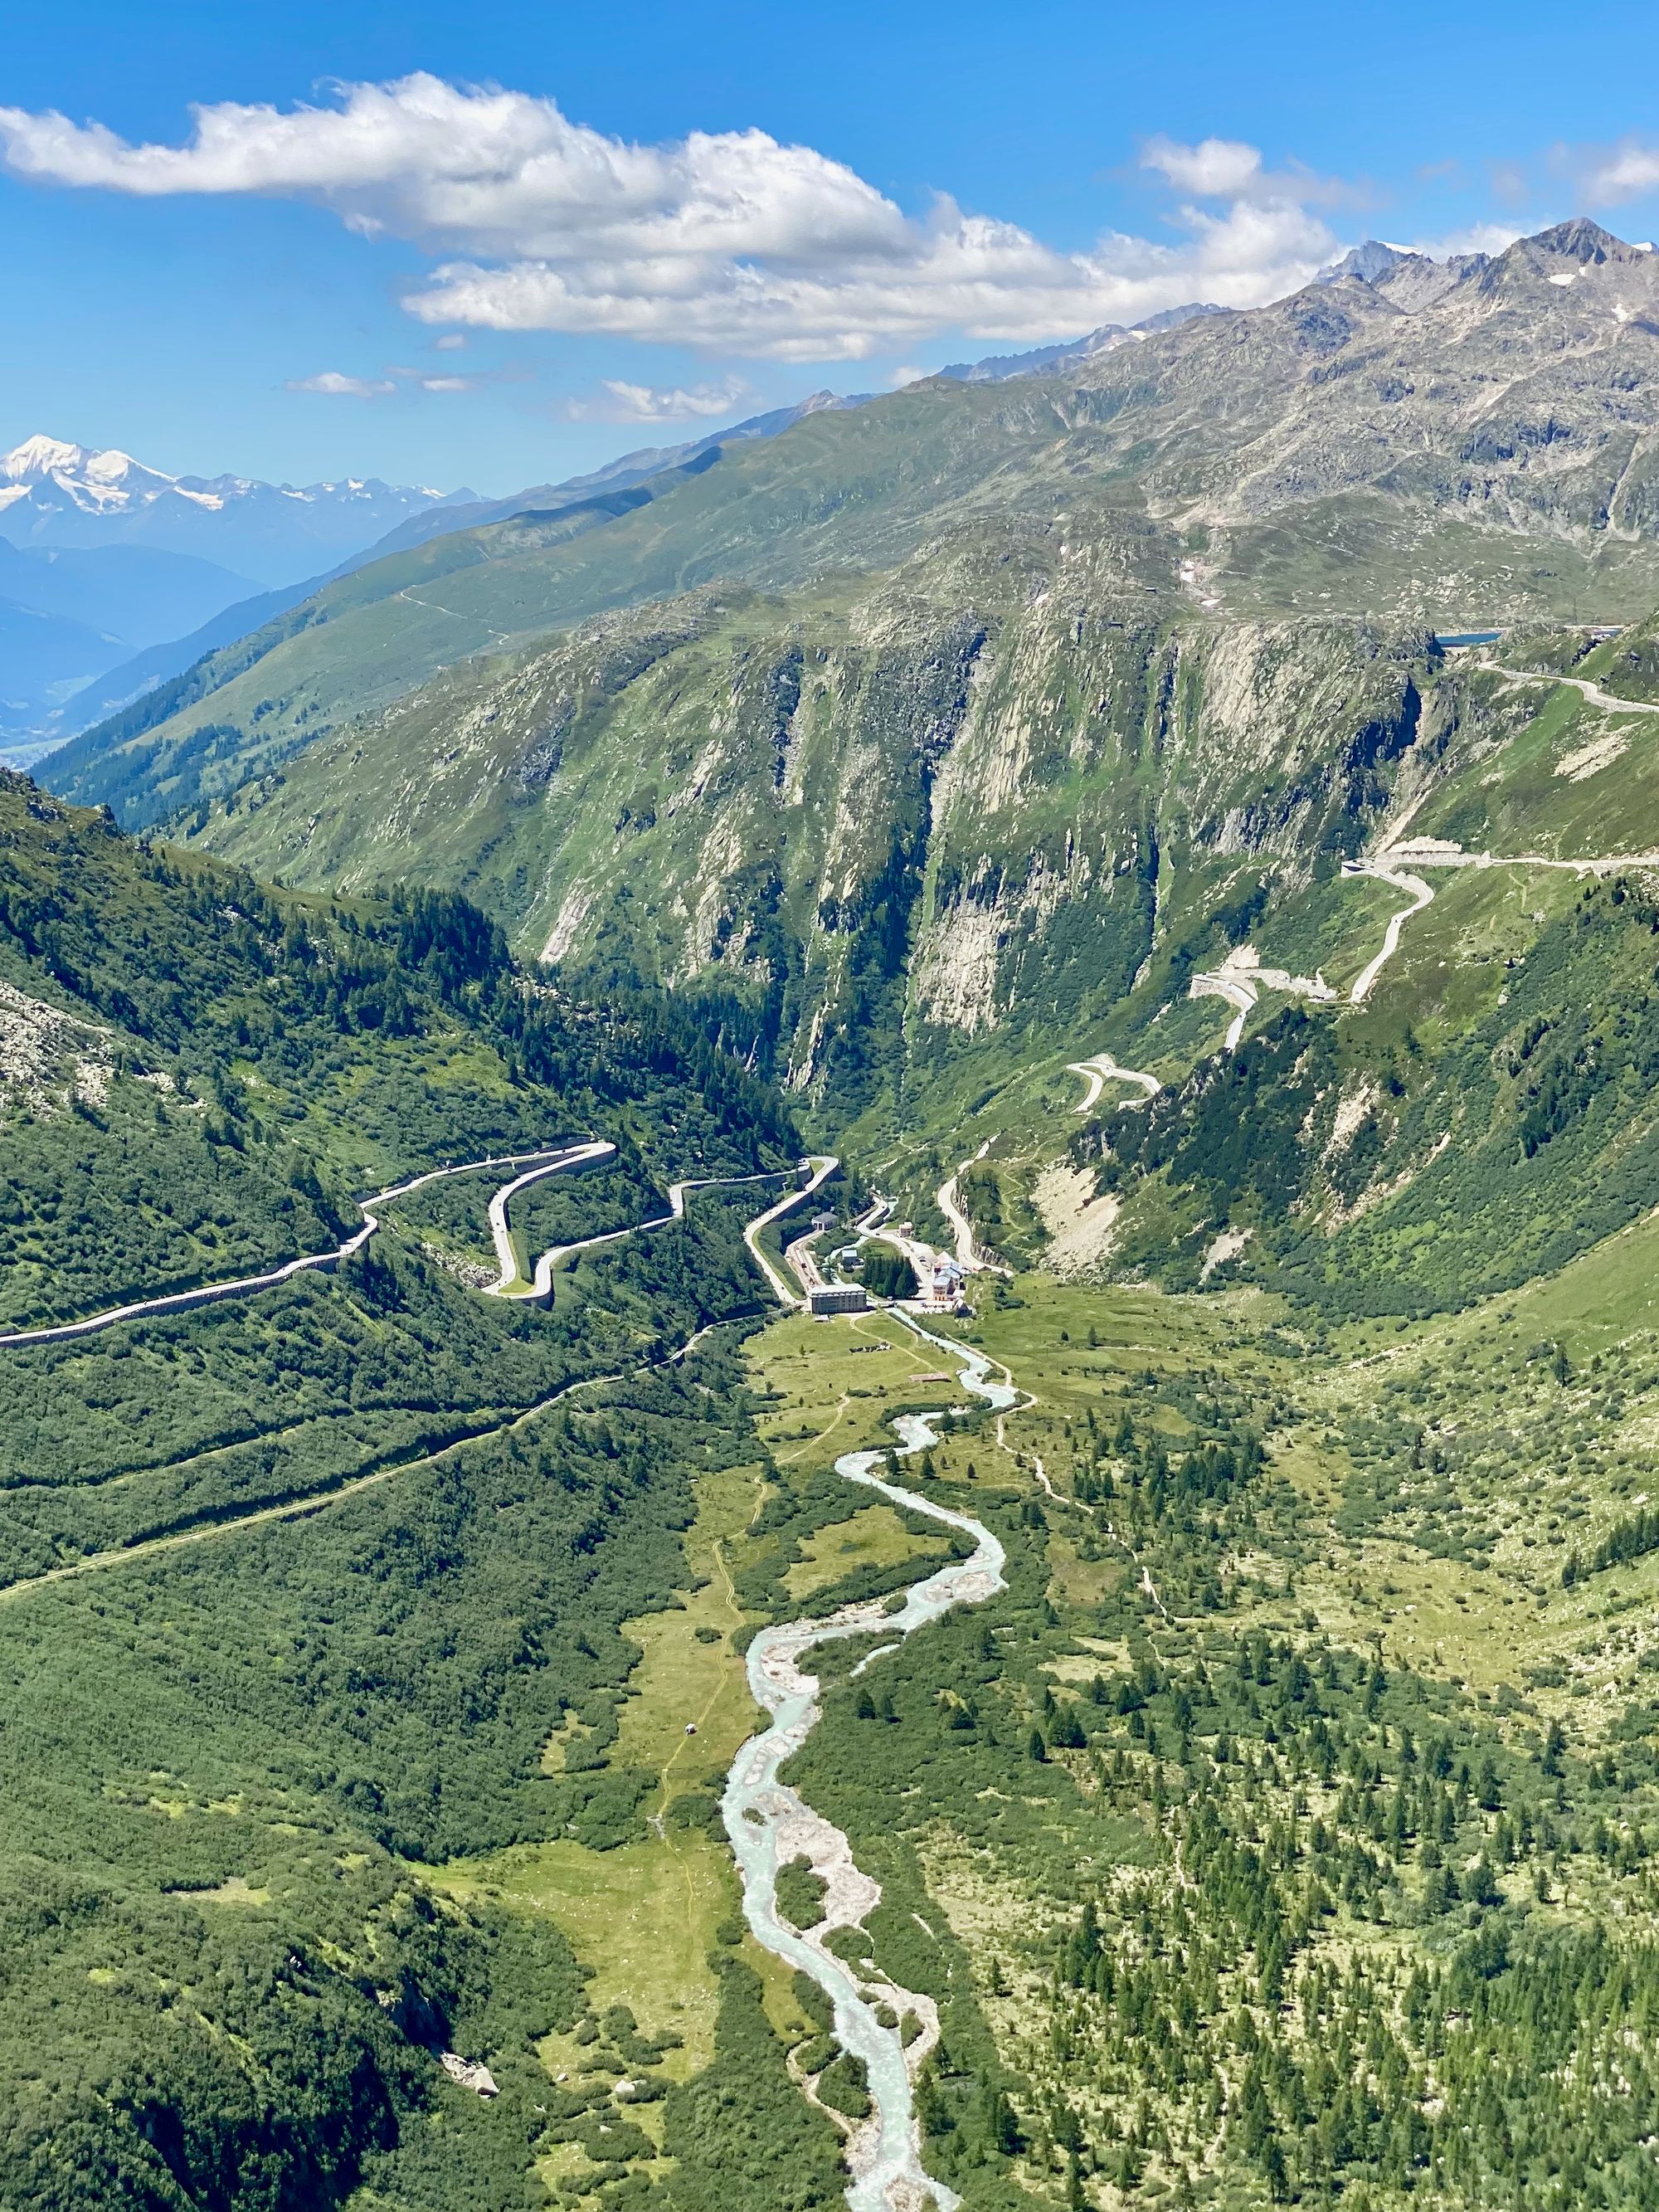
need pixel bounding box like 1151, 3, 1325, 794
17, 58, 1659, 2208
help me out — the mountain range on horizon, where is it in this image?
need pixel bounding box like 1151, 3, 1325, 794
0, 435, 479, 755
0, 432, 473, 582
0, 231, 1545, 765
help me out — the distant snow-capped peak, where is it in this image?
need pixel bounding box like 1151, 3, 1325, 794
0, 436, 454, 515
0, 436, 473, 588
1, 434, 180, 514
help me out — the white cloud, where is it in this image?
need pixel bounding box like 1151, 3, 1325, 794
1141, 134, 1364, 212
285, 369, 397, 397
0, 77, 1347, 359
1141, 135, 1264, 199
1395, 220, 1527, 261
410, 189, 1337, 360
567, 376, 752, 423
419, 373, 474, 392
1573, 139, 1659, 205
431, 331, 468, 350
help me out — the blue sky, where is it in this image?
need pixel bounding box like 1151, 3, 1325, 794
7, 0, 1659, 495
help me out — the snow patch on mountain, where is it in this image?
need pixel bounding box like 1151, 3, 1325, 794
0, 434, 473, 593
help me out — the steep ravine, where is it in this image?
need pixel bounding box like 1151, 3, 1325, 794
187, 585, 1433, 1120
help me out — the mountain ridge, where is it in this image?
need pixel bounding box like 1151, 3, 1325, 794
46, 221, 1659, 841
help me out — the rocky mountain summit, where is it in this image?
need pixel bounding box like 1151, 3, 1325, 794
45, 222, 1659, 953
1063, 222, 1659, 564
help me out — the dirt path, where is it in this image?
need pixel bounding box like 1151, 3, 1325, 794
0, 1365, 629, 1605
394, 585, 515, 650
649, 1524, 749, 1848
1026, 1450, 1170, 1617
776, 1392, 854, 1467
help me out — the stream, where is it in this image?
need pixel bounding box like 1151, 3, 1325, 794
721, 1313, 1019, 2212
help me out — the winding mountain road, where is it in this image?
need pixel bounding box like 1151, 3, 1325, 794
0, 1074, 1070, 2212
1189, 970, 1256, 1050
936, 1138, 995, 1270
484, 1143, 618, 1294
0, 1150, 834, 1596
0, 1142, 839, 1351
1340, 836, 1659, 1010
0, 1143, 612, 1350
1476, 655, 1659, 719
491, 1157, 829, 1305
1190, 949, 1335, 1048
1066, 1053, 1161, 1113
1344, 862, 1436, 1003
742, 1154, 840, 1305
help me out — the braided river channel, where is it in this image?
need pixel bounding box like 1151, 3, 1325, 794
721, 1314, 1019, 2212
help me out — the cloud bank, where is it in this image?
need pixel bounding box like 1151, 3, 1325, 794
1572, 139, 1659, 205
0, 76, 1342, 359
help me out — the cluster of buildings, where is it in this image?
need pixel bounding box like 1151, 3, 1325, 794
805, 1250, 967, 1318
796, 1196, 970, 1319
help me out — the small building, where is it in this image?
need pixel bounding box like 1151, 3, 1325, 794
810, 1210, 837, 1232
808, 1283, 868, 1317
918, 1256, 967, 1313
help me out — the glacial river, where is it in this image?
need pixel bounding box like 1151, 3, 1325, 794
721, 1314, 1018, 2212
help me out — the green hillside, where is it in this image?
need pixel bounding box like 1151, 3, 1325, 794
178, 555, 1659, 1314
0, 771, 830, 2210
182, 568, 1418, 1123
20, 216, 1659, 2212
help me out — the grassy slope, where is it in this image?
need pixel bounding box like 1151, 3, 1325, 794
0, 774, 835, 2212
185, 568, 1428, 1134
727, 1211, 1659, 2208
